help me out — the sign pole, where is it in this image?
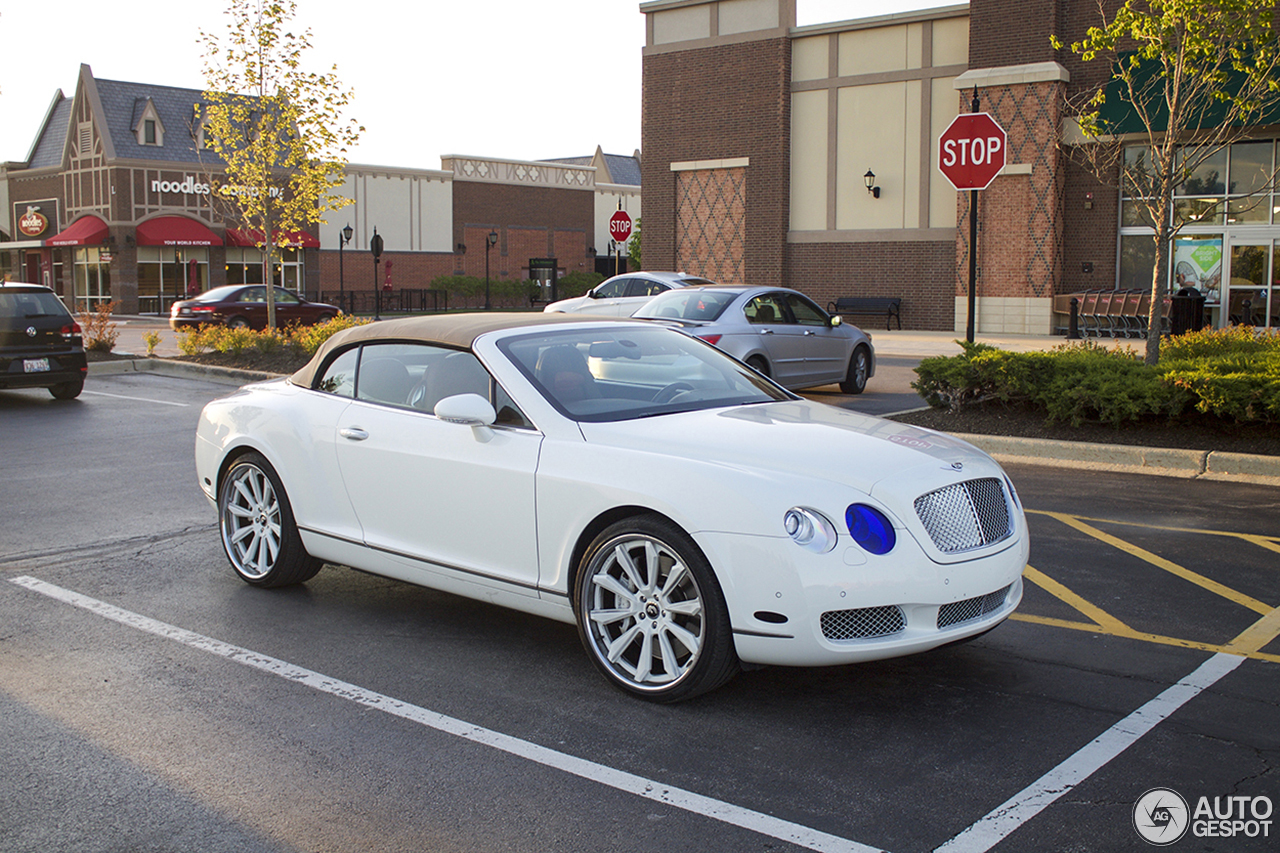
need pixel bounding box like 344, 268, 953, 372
966, 87, 980, 344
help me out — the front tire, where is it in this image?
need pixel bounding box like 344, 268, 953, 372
218, 452, 322, 588
574, 516, 738, 702
840, 346, 870, 394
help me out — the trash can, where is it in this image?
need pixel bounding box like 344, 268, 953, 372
1169, 286, 1206, 335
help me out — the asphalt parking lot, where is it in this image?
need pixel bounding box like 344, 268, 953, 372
1, 369, 1276, 852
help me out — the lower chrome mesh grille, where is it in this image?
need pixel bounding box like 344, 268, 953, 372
914, 478, 1012, 554
937, 585, 1012, 629
821, 606, 906, 640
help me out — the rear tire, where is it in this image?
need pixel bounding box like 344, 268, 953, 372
218, 452, 322, 588
746, 355, 770, 378
574, 515, 739, 702
840, 346, 870, 394
228, 316, 250, 330
49, 379, 84, 400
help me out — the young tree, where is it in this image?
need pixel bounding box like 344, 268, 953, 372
1053, 0, 1280, 364
200, 0, 361, 328
628, 217, 642, 270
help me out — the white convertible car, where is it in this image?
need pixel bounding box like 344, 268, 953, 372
195, 314, 1027, 701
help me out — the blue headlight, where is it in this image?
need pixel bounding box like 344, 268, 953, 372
845, 504, 896, 555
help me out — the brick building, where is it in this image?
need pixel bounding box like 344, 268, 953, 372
639, 0, 1280, 333
1, 65, 641, 314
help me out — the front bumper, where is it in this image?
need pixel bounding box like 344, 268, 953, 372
697, 528, 1028, 668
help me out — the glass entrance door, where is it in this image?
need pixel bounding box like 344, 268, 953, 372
1226, 243, 1274, 327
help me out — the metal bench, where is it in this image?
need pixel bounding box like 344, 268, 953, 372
827, 297, 902, 330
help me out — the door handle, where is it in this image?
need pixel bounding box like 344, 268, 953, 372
760, 328, 774, 334
339, 427, 369, 441
804, 330, 816, 336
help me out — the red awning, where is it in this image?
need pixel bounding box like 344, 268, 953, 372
45, 215, 109, 247
135, 216, 222, 247
224, 228, 321, 248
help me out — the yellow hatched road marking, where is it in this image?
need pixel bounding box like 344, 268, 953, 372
1223, 606, 1280, 655
1010, 612, 1280, 664
1041, 512, 1273, 615
1027, 510, 1280, 555
1022, 566, 1130, 633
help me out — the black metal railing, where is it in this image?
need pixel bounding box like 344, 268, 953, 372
322, 289, 448, 316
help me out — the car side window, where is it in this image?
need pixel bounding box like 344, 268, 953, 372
628, 280, 668, 297
787, 293, 829, 327
273, 288, 301, 305
240, 287, 265, 303
316, 347, 358, 397
335, 342, 534, 428
595, 279, 629, 299
744, 294, 787, 325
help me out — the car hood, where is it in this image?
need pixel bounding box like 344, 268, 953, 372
577, 400, 994, 495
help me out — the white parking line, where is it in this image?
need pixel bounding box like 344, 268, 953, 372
82, 389, 189, 407
933, 652, 1244, 853
9, 576, 884, 853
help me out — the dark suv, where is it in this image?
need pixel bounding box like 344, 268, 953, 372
0, 283, 88, 399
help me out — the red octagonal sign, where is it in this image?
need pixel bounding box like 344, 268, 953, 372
938, 112, 1007, 191
609, 210, 633, 243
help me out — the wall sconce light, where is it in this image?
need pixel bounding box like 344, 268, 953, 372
1084, 192, 1094, 210
864, 169, 880, 199
587, 246, 597, 258
456, 242, 466, 254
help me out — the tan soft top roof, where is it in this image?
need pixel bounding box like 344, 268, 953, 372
290, 312, 625, 387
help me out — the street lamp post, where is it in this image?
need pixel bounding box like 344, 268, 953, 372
338, 223, 353, 314
485, 229, 498, 310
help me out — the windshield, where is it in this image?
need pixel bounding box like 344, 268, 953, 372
498, 325, 793, 422
633, 288, 739, 322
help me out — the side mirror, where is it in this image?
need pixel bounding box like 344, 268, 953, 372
829, 315, 843, 328
434, 393, 497, 441
587, 288, 603, 299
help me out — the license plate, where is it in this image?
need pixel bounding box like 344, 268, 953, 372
23, 358, 51, 373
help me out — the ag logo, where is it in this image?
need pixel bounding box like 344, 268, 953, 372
1134, 788, 1189, 845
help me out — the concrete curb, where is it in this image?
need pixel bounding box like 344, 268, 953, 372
88, 358, 1280, 488
89, 357, 281, 387
957, 433, 1280, 488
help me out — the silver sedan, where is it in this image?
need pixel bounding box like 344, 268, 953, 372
633, 284, 875, 393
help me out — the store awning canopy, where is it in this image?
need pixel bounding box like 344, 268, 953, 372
224, 228, 321, 248
45, 215, 108, 247
136, 216, 222, 247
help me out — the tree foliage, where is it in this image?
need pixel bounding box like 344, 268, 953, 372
200, 0, 362, 327
1052, 0, 1280, 365
628, 217, 642, 270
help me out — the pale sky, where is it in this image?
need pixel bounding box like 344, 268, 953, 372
0, 0, 952, 170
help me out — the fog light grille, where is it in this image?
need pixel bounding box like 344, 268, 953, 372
821, 606, 906, 640
914, 478, 1012, 554
937, 586, 1012, 630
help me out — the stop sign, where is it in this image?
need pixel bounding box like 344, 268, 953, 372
609, 210, 633, 243
938, 112, 1007, 191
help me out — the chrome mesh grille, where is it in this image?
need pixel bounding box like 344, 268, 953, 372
914, 478, 1012, 554
937, 586, 1012, 630
821, 606, 906, 641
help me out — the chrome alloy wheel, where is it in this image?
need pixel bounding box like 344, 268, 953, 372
584, 534, 706, 691
221, 463, 282, 580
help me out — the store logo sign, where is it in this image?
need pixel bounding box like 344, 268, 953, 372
1134, 788, 1274, 845
151, 176, 211, 196
18, 206, 49, 237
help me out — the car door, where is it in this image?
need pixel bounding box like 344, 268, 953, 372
619, 278, 669, 316
580, 278, 632, 315
784, 292, 852, 385
232, 286, 268, 327
270, 287, 303, 325
331, 342, 544, 596
743, 292, 808, 385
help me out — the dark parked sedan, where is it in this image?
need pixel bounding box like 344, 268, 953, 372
170, 285, 341, 330
0, 283, 88, 399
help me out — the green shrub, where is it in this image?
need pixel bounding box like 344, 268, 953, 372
913, 340, 1190, 427
1158, 327, 1280, 422
176, 326, 211, 356
288, 314, 367, 356
554, 270, 604, 300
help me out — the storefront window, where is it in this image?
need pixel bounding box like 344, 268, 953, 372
1119, 234, 1157, 291
137, 247, 209, 314
73, 247, 111, 309
1225, 141, 1273, 224
1174, 148, 1226, 226
226, 246, 301, 289
1172, 236, 1223, 302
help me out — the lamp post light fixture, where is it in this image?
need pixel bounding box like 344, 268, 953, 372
338, 223, 353, 308
485, 229, 498, 310
864, 169, 880, 199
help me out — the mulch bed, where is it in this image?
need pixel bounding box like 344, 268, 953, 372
890, 401, 1280, 458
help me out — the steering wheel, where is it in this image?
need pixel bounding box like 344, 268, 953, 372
653, 381, 695, 404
